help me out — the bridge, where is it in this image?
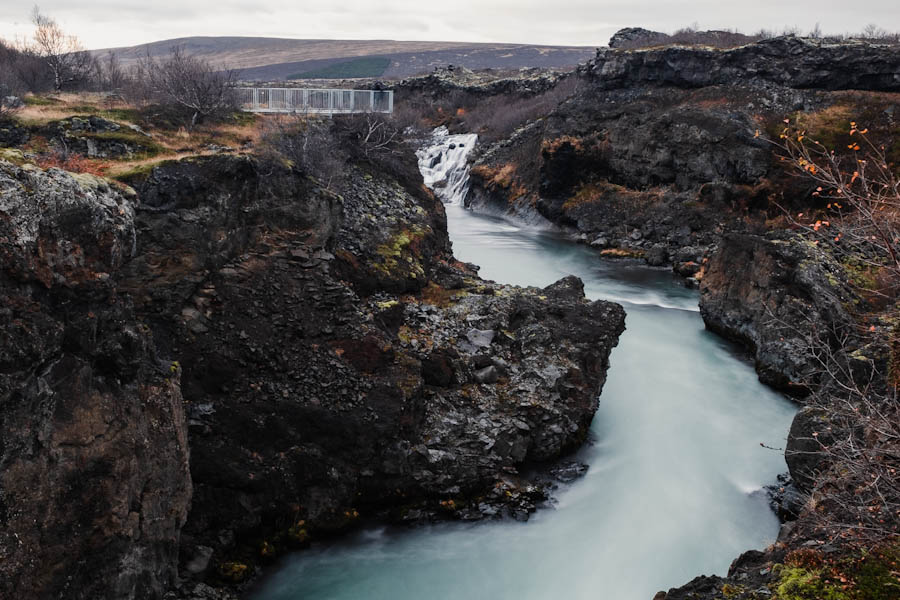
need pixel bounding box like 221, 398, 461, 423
237, 87, 394, 115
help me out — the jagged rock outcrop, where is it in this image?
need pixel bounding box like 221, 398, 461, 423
116, 154, 625, 589
466, 37, 898, 276
466, 83, 784, 270
608, 27, 664, 49
0, 162, 192, 600
0, 150, 627, 598
698, 233, 856, 392
607, 27, 759, 50
43, 115, 159, 159
583, 36, 900, 92
397, 65, 568, 98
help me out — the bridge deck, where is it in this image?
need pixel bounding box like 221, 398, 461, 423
237, 87, 393, 115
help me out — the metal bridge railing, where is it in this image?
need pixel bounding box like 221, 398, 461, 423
237, 88, 394, 115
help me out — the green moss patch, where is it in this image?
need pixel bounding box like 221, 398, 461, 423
373, 226, 428, 281
81, 130, 165, 157
290, 56, 391, 79
23, 95, 61, 106
773, 543, 900, 600
112, 158, 180, 184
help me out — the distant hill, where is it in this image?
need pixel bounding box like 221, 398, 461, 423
93, 37, 597, 80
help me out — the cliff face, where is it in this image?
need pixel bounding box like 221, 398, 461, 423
446, 37, 900, 600
582, 37, 900, 92
0, 163, 191, 599
699, 233, 856, 392
465, 37, 899, 281
119, 155, 624, 587
0, 150, 626, 597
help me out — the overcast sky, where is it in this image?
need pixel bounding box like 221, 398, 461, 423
1, 1, 898, 50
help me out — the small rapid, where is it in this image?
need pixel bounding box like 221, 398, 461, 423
416, 127, 478, 205
251, 131, 797, 600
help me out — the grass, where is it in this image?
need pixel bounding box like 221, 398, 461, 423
23, 95, 61, 106
5, 92, 272, 179
0, 93, 282, 183
772, 543, 900, 600
290, 56, 391, 79
770, 93, 900, 167
562, 181, 661, 213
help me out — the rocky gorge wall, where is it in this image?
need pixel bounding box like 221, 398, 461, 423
463, 37, 900, 284
583, 36, 900, 92
0, 163, 191, 600
0, 147, 625, 598
436, 35, 900, 599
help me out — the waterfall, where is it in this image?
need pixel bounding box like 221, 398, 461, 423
416, 126, 478, 205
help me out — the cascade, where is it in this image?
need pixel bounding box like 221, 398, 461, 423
416, 126, 478, 205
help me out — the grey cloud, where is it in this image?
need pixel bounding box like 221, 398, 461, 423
1, 0, 898, 50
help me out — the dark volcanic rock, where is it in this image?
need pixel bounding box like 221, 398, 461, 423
465, 37, 898, 275
0, 132, 626, 596
43, 115, 157, 159
699, 233, 855, 392
397, 65, 568, 98
0, 161, 191, 600
113, 154, 624, 591
0, 119, 29, 147
784, 406, 840, 493
608, 27, 664, 49
583, 36, 900, 92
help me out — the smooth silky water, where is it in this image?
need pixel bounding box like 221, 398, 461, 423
251, 133, 798, 600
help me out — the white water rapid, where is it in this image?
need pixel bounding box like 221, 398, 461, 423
415, 126, 478, 205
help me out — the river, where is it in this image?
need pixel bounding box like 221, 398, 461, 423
250, 130, 797, 600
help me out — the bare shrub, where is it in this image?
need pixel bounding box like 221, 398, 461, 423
332, 113, 423, 191
0, 41, 25, 119
259, 115, 344, 189
7, 45, 52, 94
459, 76, 580, 143
769, 121, 900, 546
138, 46, 238, 129
773, 309, 900, 546
774, 123, 900, 286
97, 51, 128, 92
334, 113, 400, 158
27, 7, 95, 91
259, 112, 424, 197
